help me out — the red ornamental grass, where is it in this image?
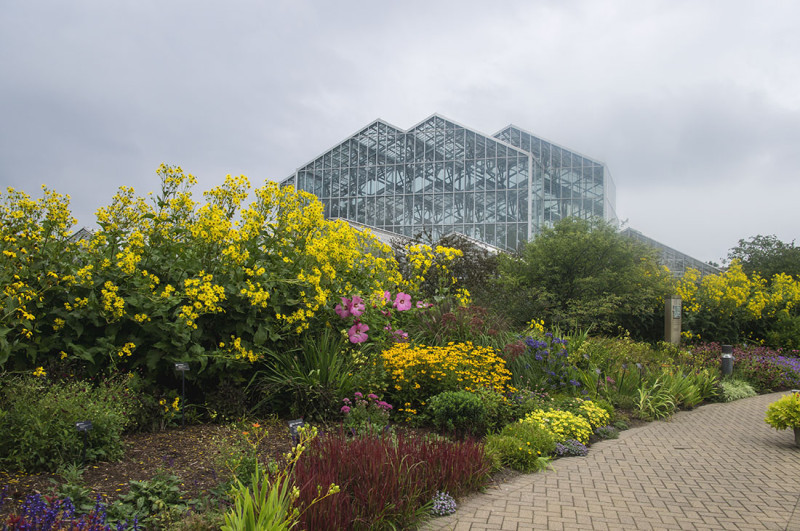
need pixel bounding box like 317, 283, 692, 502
293, 431, 490, 530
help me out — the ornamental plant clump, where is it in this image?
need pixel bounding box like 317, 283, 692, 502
719, 378, 757, 402
765, 392, 800, 431
293, 431, 490, 530
380, 341, 513, 421
554, 439, 589, 457
340, 392, 393, 436
430, 491, 457, 517
521, 409, 593, 444
504, 332, 583, 393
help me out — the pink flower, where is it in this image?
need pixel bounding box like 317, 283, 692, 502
341, 405, 351, 414
368, 393, 378, 400
348, 322, 369, 344
393, 292, 412, 311
393, 329, 409, 341
383, 291, 392, 304
354, 392, 363, 399
416, 300, 432, 309
335, 297, 352, 319
348, 295, 365, 317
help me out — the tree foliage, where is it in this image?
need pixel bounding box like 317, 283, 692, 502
492, 218, 674, 338
727, 234, 800, 280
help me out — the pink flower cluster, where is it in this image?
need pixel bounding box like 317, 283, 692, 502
335, 292, 415, 344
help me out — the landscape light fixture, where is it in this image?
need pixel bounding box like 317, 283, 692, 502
75, 420, 92, 467
721, 345, 734, 377
174, 363, 189, 427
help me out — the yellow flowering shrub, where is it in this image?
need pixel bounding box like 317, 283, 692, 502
577, 399, 611, 429
521, 409, 593, 444
0, 164, 407, 389
677, 261, 800, 345
380, 341, 513, 420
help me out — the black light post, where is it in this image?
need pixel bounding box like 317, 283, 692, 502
174, 363, 189, 428
75, 421, 92, 467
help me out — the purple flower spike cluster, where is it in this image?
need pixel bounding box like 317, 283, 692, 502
0, 489, 140, 530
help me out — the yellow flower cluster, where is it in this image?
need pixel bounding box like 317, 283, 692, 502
577, 399, 610, 429
219, 336, 261, 363
116, 342, 136, 357
521, 409, 593, 444
403, 243, 462, 295
677, 261, 800, 326
101, 281, 125, 321
381, 341, 513, 418
179, 271, 226, 329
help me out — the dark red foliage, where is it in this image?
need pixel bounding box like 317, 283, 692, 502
293, 431, 490, 530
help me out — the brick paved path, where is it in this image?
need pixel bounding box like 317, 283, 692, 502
423, 392, 800, 530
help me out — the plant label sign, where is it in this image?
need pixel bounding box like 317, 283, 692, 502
288, 418, 304, 443
75, 421, 92, 432
174, 362, 190, 372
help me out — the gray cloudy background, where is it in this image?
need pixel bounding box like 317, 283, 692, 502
2, 1, 799, 264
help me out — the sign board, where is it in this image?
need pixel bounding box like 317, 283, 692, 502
174, 363, 190, 372
288, 418, 305, 443
665, 296, 682, 345
75, 420, 93, 432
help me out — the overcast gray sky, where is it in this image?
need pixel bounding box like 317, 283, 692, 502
2, 1, 799, 264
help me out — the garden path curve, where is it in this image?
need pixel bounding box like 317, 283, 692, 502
422, 392, 800, 530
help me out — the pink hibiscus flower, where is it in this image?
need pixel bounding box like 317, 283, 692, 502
393, 292, 412, 311
348, 322, 370, 343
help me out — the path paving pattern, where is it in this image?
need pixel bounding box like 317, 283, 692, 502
423, 392, 800, 530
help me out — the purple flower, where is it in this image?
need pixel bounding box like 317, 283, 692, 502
368, 393, 379, 400
354, 392, 363, 399
343, 397, 351, 404
341, 405, 351, 414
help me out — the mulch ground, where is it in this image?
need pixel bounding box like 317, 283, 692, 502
0, 419, 295, 519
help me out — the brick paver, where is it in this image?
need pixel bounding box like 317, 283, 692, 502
422, 393, 800, 530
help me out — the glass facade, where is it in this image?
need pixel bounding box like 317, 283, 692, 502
621, 228, 721, 277
281, 114, 617, 251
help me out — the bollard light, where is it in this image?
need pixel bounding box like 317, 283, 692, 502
174, 363, 189, 428
721, 345, 734, 377
75, 420, 92, 467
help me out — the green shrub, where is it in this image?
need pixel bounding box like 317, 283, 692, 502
765, 392, 800, 431
500, 421, 557, 456
0, 374, 137, 472
720, 378, 757, 402
427, 390, 488, 436
473, 387, 516, 431
485, 428, 553, 473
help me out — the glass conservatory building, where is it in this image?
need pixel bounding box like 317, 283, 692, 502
280, 114, 617, 251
